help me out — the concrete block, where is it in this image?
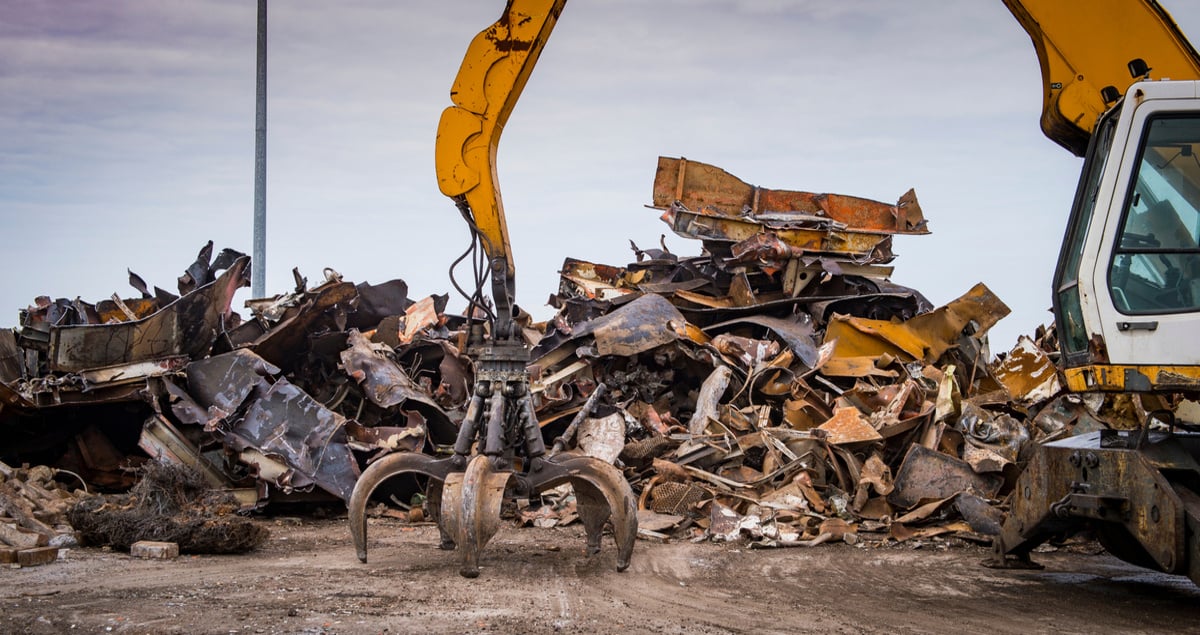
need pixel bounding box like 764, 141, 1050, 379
131, 541, 179, 560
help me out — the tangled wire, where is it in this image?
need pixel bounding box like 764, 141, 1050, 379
68, 461, 267, 554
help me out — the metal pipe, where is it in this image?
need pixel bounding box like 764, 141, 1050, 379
549, 383, 606, 457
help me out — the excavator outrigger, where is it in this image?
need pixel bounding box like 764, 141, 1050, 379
347, 0, 635, 578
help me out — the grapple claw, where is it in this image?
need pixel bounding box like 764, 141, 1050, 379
347, 450, 636, 575
348, 452, 454, 563
532, 454, 637, 572
441, 455, 515, 578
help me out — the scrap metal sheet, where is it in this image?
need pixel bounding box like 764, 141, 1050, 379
571, 294, 690, 357
46, 256, 249, 373
186, 349, 359, 501
340, 329, 441, 411
993, 335, 1063, 405
229, 379, 359, 501
824, 283, 1010, 363
888, 444, 1004, 509
652, 156, 928, 235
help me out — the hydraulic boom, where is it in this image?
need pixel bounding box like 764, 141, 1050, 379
348, 0, 636, 579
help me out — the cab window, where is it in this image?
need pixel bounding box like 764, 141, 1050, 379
1109, 116, 1200, 314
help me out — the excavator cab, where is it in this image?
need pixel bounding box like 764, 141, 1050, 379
995, 3, 1200, 580
1055, 82, 1200, 374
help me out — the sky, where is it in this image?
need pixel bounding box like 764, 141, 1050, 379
4, 1, 1200, 354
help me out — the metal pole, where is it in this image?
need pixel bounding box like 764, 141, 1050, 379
252, 0, 268, 298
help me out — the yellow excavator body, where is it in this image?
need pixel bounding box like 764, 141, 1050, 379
1005, 0, 1200, 155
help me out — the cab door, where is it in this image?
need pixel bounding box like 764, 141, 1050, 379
1082, 81, 1200, 366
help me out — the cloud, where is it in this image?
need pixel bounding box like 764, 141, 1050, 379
3, 0, 1200, 353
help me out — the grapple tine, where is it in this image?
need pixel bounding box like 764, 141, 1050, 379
441, 454, 514, 578
572, 477, 612, 556
537, 454, 637, 572
440, 471, 465, 554
348, 453, 453, 563
424, 480, 455, 550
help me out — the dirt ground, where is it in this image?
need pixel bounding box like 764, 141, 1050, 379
2, 515, 1200, 635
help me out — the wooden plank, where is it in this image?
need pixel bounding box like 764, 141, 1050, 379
16, 546, 58, 567
0, 522, 48, 548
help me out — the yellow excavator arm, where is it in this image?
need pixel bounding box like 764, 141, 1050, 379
435, 0, 566, 285
1005, 0, 1200, 156
355, 2, 637, 580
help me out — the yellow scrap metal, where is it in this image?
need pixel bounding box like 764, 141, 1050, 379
992, 336, 1063, 403
822, 283, 1010, 365
435, 0, 566, 279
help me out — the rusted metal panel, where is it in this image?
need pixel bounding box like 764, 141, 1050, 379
46, 256, 249, 373
564, 293, 689, 358
396, 295, 442, 346
993, 335, 1063, 404
824, 282, 1011, 364
652, 156, 928, 234
340, 329, 441, 411
185, 349, 280, 420
889, 444, 1004, 509
661, 205, 898, 262
229, 379, 359, 501
817, 406, 883, 445
558, 258, 642, 301
77, 356, 189, 386
186, 349, 359, 501
706, 314, 820, 368
247, 280, 357, 371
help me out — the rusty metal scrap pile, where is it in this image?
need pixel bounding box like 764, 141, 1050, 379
0, 156, 1146, 551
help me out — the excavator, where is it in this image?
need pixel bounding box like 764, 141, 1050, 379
348, 0, 1200, 583
990, 1, 1200, 582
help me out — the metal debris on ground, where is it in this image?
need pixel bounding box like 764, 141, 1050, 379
0, 158, 1189, 554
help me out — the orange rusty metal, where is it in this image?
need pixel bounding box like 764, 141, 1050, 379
660, 206, 898, 262
651, 156, 928, 235
824, 283, 1010, 364
817, 406, 883, 444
